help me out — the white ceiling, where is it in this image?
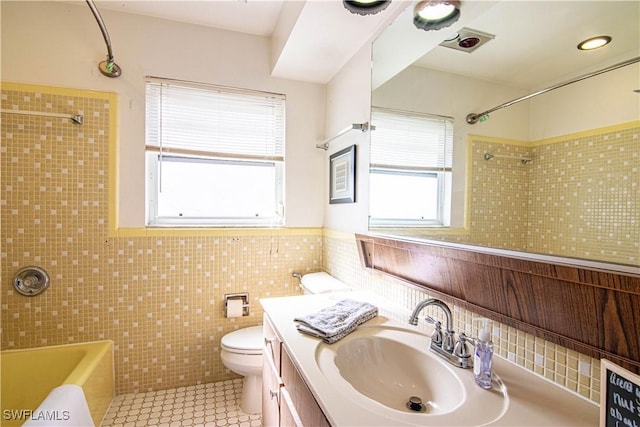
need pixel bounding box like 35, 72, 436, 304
96, 0, 285, 37
93, 1, 639, 88
374, 1, 640, 90
411, 1, 640, 90
94, 0, 402, 83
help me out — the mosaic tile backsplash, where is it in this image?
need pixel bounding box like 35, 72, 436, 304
0, 84, 320, 394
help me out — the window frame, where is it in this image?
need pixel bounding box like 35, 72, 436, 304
146, 153, 284, 227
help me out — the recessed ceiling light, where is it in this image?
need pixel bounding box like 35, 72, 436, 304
577, 35, 612, 51
343, 0, 391, 15
413, 0, 461, 31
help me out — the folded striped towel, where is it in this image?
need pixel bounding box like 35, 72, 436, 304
294, 299, 378, 344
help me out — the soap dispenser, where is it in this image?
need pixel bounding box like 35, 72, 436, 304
473, 320, 493, 389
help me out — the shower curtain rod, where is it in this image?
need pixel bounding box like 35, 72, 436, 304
1, 108, 83, 124
466, 56, 640, 124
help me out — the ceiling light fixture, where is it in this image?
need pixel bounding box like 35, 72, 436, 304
414, 0, 461, 31
577, 35, 612, 51
343, 0, 391, 16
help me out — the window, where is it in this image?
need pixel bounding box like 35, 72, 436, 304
369, 107, 453, 227
145, 77, 285, 226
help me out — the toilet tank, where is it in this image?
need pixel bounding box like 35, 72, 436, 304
300, 272, 351, 295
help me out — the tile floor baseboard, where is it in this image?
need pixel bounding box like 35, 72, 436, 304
101, 379, 262, 427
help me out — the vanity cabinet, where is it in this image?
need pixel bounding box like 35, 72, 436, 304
280, 349, 331, 427
263, 316, 283, 427
262, 315, 331, 427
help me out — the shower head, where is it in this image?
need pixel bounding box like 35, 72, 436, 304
98, 58, 122, 78
467, 113, 489, 124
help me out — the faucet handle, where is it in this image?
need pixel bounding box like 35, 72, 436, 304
425, 316, 443, 346
453, 332, 472, 358
425, 316, 441, 327
442, 330, 455, 353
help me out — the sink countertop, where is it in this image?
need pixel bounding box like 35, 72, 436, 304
260, 292, 600, 427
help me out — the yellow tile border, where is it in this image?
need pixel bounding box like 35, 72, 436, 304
111, 226, 323, 237
470, 120, 640, 149
1, 81, 115, 100
531, 120, 640, 146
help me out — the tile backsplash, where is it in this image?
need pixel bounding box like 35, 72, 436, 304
0, 84, 320, 394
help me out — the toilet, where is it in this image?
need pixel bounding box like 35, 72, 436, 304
220, 325, 264, 414
298, 271, 351, 295
219, 272, 350, 414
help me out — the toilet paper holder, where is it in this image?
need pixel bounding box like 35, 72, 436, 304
224, 293, 250, 317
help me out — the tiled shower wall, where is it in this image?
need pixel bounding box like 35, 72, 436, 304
527, 127, 639, 263
323, 231, 602, 403
410, 125, 639, 266
472, 126, 639, 265
0, 84, 321, 395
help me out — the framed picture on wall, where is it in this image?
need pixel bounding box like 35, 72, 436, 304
329, 144, 356, 204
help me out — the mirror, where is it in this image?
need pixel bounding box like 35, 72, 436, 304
369, 1, 640, 271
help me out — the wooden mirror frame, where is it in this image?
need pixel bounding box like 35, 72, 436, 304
356, 233, 640, 374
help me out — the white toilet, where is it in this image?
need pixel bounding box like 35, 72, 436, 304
220, 325, 264, 414
298, 271, 351, 295
219, 272, 351, 414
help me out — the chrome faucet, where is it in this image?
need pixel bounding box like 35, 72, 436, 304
408, 298, 473, 369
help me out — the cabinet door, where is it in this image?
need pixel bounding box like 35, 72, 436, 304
281, 350, 331, 427
263, 315, 282, 371
263, 315, 283, 427
262, 344, 282, 427
280, 388, 303, 427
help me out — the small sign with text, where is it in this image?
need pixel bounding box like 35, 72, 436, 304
600, 359, 640, 427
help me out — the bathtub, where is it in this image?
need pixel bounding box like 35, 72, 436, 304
1, 340, 114, 426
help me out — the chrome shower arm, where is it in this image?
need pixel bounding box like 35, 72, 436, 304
86, 0, 113, 61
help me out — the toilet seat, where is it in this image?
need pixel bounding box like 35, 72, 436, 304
221, 325, 263, 355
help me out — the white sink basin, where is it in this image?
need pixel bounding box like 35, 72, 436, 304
333, 334, 464, 414
315, 323, 509, 426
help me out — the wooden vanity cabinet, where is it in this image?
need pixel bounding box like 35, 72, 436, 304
280, 349, 331, 427
262, 315, 331, 427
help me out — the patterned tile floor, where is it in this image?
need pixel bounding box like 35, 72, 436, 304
102, 379, 262, 427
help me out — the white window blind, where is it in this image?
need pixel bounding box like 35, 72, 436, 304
146, 77, 285, 161
144, 77, 285, 227
371, 107, 453, 171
